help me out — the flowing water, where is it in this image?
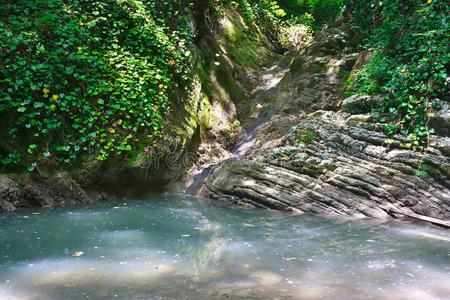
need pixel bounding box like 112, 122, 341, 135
0, 195, 449, 300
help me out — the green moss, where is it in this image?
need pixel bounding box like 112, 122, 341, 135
415, 163, 446, 180
290, 56, 306, 73
215, 60, 246, 104
249, 163, 266, 174
218, 10, 272, 69
291, 158, 328, 177
296, 128, 316, 146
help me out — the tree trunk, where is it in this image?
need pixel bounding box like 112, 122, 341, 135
194, 0, 208, 40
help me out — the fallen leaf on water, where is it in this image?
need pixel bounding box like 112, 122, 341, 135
282, 257, 296, 261
73, 251, 84, 257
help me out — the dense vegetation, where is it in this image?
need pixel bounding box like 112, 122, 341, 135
0, 0, 194, 170
223, 0, 344, 43
0, 0, 322, 171
0, 0, 448, 171
348, 0, 449, 148
279, 0, 344, 28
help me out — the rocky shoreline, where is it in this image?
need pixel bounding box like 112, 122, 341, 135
2, 22, 449, 226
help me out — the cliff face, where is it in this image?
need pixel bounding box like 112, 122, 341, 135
203, 24, 450, 221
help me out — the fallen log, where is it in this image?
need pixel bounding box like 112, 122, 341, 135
383, 204, 450, 229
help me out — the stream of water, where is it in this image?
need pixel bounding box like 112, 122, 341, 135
0, 195, 449, 300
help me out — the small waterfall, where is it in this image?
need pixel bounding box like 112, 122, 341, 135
232, 109, 274, 157
185, 61, 290, 194
185, 165, 214, 195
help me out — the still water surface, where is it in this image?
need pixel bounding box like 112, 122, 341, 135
0, 195, 449, 299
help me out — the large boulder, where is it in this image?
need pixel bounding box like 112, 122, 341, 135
307, 26, 355, 55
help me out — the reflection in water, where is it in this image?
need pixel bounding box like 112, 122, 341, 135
0, 196, 449, 299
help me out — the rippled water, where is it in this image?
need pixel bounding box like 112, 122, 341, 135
0, 195, 449, 300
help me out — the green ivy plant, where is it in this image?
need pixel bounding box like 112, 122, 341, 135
0, 0, 194, 170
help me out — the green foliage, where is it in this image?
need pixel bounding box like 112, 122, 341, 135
294, 12, 315, 28
209, 0, 288, 45
210, 0, 345, 51
0, 0, 194, 169
296, 128, 316, 145
232, 0, 287, 22
306, 0, 344, 27
236, 0, 257, 22
348, 0, 449, 148
278, 0, 344, 30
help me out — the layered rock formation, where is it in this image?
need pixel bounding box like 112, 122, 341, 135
205, 110, 450, 219
204, 25, 450, 221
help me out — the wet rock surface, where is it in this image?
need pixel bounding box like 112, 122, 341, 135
0, 173, 103, 211
0, 175, 23, 211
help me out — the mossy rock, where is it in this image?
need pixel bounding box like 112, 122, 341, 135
341, 95, 378, 114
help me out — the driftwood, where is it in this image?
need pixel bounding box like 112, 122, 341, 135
383, 204, 450, 229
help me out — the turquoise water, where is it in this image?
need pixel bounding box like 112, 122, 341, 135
0, 195, 449, 299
